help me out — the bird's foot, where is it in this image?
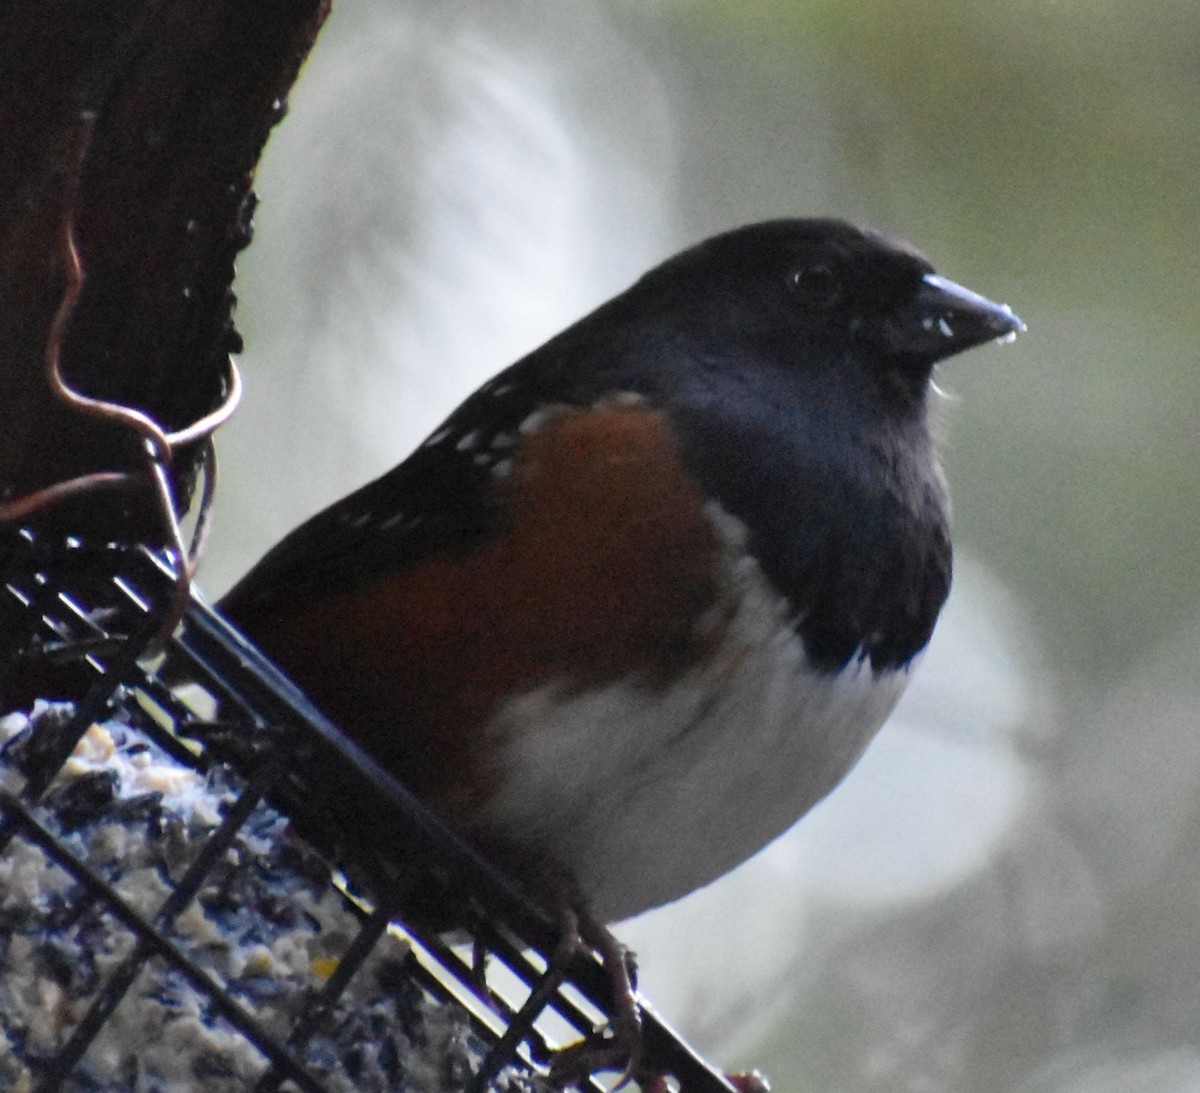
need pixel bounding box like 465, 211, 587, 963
550, 1026, 641, 1090
547, 905, 644, 1089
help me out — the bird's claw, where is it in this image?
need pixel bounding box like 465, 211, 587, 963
548, 1012, 643, 1089
545, 903, 645, 1088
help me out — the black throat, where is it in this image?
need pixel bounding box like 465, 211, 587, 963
666, 366, 952, 676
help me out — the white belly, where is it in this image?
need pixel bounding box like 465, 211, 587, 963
472, 522, 914, 923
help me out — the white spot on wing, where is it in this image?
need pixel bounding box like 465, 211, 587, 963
517, 407, 557, 436
378, 511, 418, 531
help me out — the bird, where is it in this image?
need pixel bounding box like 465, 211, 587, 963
217, 218, 1022, 1079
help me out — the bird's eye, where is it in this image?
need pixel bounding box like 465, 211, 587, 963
787, 264, 841, 308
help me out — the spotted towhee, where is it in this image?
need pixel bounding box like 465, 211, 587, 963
219, 218, 1022, 1075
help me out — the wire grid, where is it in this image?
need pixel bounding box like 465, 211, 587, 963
0, 528, 735, 1093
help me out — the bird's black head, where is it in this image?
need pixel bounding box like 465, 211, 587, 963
576, 218, 1024, 673
632, 218, 1023, 408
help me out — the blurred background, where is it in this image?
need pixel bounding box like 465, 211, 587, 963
208, 2, 1200, 1090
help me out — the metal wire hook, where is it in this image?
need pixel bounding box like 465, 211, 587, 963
0, 112, 243, 649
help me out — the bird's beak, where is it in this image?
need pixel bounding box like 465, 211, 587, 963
888, 273, 1025, 363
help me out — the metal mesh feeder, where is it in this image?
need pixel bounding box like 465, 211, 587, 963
0, 529, 737, 1093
